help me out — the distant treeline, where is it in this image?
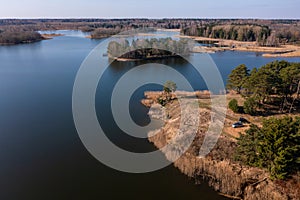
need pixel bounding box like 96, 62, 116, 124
0, 19, 300, 45
182, 23, 300, 46
273, 25, 300, 44
89, 27, 156, 39
182, 24, 272, 45
107, 38, 191, 59
0, 30, 43, 45
90, 28, 124, 39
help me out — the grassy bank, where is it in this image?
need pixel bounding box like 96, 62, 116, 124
142, 91, 300, 200
177, 35, 300, 57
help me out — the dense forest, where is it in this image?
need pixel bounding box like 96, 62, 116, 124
182, 24, 273, 46
227, 60, 300, 114
107, 38, 191, 59
182, 22, 300, 46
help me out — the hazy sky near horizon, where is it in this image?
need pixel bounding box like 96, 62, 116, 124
0, 0, 299, 19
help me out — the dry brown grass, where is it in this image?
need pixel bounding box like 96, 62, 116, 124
144, 90, 300, 199
178, 35, 300, 57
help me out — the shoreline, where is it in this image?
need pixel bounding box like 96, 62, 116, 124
42, 29, 300, 58
156, 28, 181, 32
177, 35, 300, 57
87, 30, 169, 39
0, 38, 44, 45
142, 91, 299, 200
109, 54, 182, 62
41, 33, 64, 39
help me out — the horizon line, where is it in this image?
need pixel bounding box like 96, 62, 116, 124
0, 17, 299, 20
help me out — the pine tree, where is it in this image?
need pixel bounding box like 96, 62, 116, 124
235, 124, 262, 166
243, 97, 258, 115
235, 117, 300, 180
227, 64, 249, 94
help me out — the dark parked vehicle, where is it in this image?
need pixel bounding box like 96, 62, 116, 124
232, 122, 244, 128
239, 117, 250, 124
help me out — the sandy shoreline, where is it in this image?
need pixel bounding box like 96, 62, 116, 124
177, 35, 300, 57
156, 28, 181, 32
42, 33, 64, 39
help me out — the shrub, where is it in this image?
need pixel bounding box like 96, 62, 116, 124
163, 81, 177, 93
228, 99, 239, 113
157, 97, 167, 106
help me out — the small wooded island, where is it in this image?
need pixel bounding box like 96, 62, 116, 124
107, 38, 192, 61
0, 30, 44, 45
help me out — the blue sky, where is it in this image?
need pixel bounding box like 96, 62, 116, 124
0, 0, 299, 19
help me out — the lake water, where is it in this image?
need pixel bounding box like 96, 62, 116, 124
0, 30, 299, 200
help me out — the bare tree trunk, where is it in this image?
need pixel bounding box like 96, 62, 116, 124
298, 81, 300, 99
289, 80, 300, 113
280, 95, 288, 113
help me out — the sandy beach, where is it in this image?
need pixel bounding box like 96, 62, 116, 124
177, 35, 300, 57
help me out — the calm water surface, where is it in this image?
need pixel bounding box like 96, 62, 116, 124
0, 30, 299, 200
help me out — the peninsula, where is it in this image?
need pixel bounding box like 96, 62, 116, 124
142, 61, 300, 200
